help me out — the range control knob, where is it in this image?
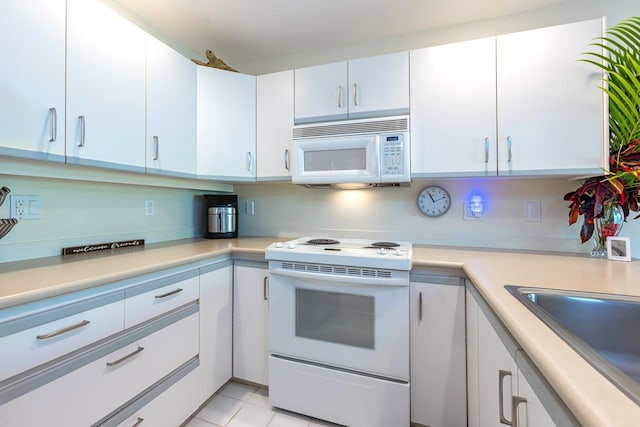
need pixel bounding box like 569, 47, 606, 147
288, 242, 297, 249
275, 242, 284, 248
377, 248, 387, 255
393, 249, 403, 256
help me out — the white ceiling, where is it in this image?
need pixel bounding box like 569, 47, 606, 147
114, 0, 572, 69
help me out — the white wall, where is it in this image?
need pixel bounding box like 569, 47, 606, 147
235, 179, 640, 257
0, 173, 214, 263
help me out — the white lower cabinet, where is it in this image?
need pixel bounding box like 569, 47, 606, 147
0, 298, 124, 381
233, 263, 269, 385
0, 312, 198, 427
115, 364, 201, 427
198, 264, 233, 401
410, 277, 466, 427
466, 285, 579, 427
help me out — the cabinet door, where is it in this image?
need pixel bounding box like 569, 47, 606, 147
410, 38, 497, 177
199, 266, 233, 401
257, 70, 294, 181
233, 264, 269, 385
410, 282, 466, 427
473, 291, 519, 427
294, 61, 348, 124
197, 68, 257, 180
146, 35, 197, 178
348, 52, 409, 119
0, 0, 66, 162
514, 350, 556, 427
497, 18, 605, 176
66, 0, 146, 172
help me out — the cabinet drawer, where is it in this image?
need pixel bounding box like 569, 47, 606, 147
115, 364, 201, 427
0, 299, 124, 381
0, 311, 199, 427
124, 275, 198, 328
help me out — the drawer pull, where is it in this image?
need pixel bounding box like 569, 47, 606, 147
106, 346, 145, 367
132, 417, 144, 427
499, 369, 513, 425
155, 288, 183, 299
511, 396, 527, 427
36, 319, 90, 340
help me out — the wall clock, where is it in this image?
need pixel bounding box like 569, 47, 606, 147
417, 185, 451, 217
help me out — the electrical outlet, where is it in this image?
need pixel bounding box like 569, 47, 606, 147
463, 203, 483, 221
245, 200, 255, 215
145, 200, 155, 216
526, 201, 542, 222
10, 195, 42, 220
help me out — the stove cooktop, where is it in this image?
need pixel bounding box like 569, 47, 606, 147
265, 237, 412, 270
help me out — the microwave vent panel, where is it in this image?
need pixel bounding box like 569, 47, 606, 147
293, 117, 408, 139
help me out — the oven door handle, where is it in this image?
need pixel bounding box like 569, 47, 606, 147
268, 267, 408, 287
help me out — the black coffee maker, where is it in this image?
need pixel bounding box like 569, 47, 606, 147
204, 194, 238, 239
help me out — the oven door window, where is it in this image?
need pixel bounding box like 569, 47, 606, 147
295, 288, 374, 349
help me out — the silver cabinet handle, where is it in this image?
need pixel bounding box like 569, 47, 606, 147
511, 396, 527, 427
49, 108, 57, 142
36, 319, 90, 340
131, 417, 144, 427
153, 136, 159, 160
337, 85, 342, 108
247, 152, 253, 172
106, 346, 144, 367
263, 276, 269, 300
499, 370, 513, 425
484, 137, 490, 163
418, 291, 423, 322
284, 149, 290, 171
155, 288, 183, 299
78, 116, 86, 147
353, 83, 358, 106
507, 136, 513, 162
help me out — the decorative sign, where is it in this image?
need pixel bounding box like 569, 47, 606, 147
62, 239, 145, 256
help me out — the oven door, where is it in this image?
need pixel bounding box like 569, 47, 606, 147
268, 267, 409, 381
291, 134, 380, 184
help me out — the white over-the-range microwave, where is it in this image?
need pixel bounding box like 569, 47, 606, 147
291, 115, 411, 188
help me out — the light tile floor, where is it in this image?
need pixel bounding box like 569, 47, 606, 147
186, 382, 342, 427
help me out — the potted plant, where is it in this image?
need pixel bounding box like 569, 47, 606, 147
564, 16, 640, 256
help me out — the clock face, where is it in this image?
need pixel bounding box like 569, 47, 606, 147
417, 186, 451, 217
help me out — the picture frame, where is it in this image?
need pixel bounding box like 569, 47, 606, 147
606, 236, 631, 261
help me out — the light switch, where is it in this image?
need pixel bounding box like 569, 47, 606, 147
526, 201, 542, 222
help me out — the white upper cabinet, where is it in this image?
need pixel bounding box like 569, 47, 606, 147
496, 18, 605, 176
0, 0, 66, 162
257, 70, 294, 181
197, 68, 257, 181
410, 38, 497, 177
146, 35, 197, 178
348, 52, 410, 119
294, 61, 348, 124
294, 52, 409, 124
66, 0, 146, 172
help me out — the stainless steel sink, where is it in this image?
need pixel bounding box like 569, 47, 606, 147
505, 285, 640, 404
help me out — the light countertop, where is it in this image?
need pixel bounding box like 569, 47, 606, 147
1, 237, 639, 426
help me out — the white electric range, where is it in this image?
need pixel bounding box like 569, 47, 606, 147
265, 237, 411, 427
